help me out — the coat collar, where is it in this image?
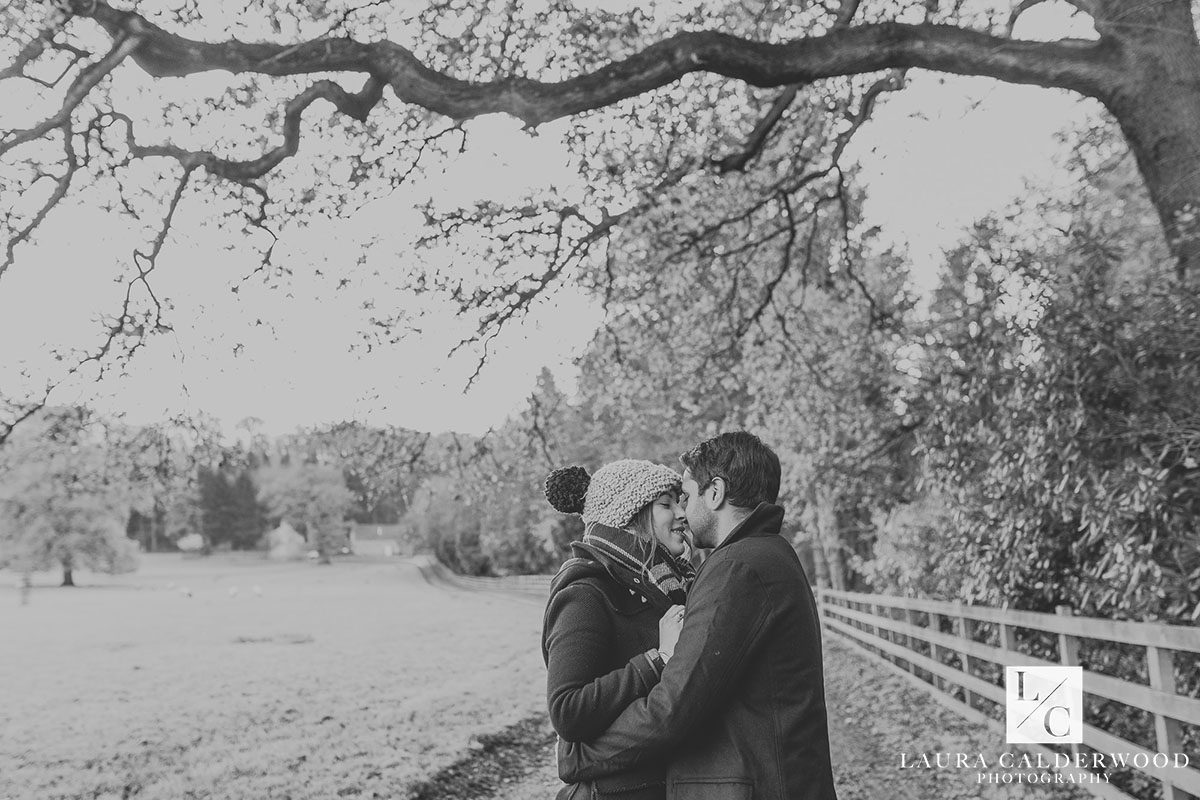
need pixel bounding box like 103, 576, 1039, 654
714, 502, 785, 551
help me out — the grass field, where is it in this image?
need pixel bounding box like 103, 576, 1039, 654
0, 554, 548, 800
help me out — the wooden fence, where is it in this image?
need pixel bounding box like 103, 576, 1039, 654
818, 587, 1200, 800
409, 555, 553, 596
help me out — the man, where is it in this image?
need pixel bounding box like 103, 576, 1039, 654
559, 431, 838, 800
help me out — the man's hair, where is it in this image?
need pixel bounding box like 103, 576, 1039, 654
679, 431, 781, 508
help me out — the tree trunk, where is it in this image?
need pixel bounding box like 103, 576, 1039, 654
813, 486, 847, 592
1098, 1, 1200, 277
799, 493, 832, 588
316, 528, 332, 565
61, 562, 75, 587
150, 501, 164, 553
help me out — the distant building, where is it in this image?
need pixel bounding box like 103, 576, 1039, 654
347, 523, 413, 557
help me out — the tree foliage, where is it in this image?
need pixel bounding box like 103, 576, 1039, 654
6, 0, 1200, 437
257, 462, 356, 563
196, 465, 267, 551
919, 227, 1200, 620
0, 406, 138, 586
883, 119, 1200, 621
280, 422, 432, 524
122, 413, 225, 551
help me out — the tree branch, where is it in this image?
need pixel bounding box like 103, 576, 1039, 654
3, 124, 79, 279
711, 0, 874, 174
69, 0, 1116, 132
102, 76, 384, 181
1005, 0, 1089, 36
834, 0, 865, 28
81, 166, 193, 375
713, 83, 803, 173
0, 31, 142, 158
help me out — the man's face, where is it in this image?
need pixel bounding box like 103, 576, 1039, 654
680, 469, 717, 549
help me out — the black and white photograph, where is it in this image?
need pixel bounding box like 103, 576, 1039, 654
2, 0, 1199, 798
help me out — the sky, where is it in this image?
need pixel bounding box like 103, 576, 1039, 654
0, 2, 1099, 438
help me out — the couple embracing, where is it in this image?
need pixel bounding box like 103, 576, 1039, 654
541, 431, 838, 800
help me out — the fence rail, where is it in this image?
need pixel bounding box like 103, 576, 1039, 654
817, 587, 1200, 800
409, 556, 553, 596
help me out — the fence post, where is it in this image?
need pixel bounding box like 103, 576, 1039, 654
956, 608, 976, 711
1147, 645, 1190, 800
998, 622, 1017, 652
873, 602, 891, 665
928, 613, 946, 691
904, 608, 923, 680
1055, 605, 1081, 762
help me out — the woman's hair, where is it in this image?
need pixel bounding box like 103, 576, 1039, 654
626, 501, 656, 540
624, 491, 680, 571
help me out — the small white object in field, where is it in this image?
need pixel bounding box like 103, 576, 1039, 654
228, 587, 239, 597
179, 587, 192, 597
252, 585, 263, 597
166, 582, 176, 590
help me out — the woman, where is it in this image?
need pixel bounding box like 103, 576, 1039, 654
541, 459, 697, 800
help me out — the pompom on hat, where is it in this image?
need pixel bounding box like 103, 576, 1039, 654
545, 459, 682, 529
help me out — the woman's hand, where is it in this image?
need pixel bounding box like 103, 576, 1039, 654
658, 604, 686, 660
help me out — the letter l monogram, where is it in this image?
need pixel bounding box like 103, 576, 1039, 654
1016, 671, 1040, 701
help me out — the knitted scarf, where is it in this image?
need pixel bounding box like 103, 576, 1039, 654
581, 522, 696, 606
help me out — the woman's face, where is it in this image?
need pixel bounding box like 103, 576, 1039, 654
648, 491, 689, 558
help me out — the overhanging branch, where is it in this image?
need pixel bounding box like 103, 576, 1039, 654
0, 31, 142, 158
713, 83, 803, 173
3, 124, 78, 279
67, 0, 1115, 132
103, 76, 384, 181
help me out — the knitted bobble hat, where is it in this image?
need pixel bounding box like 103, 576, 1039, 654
580, 459, 681, 529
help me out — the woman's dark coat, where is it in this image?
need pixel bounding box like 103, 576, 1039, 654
542, 541, 672, 799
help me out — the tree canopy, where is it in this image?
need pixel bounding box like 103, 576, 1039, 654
0, 406, 139, 586
5, 0, 1200, 436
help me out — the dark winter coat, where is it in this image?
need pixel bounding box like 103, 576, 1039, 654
557, 503, 838, 800
542, 541, 673, 800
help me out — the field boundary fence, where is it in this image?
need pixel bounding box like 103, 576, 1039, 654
409, 556, 552, 596
817, 587, 1200, 800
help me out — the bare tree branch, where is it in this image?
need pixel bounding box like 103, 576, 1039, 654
68, 0, 1114, 132
832, 166, 882, 323
2, 124, 78, 279
713, 83, 803, 173
0, 164, 191, 446
0, 31, 142, 158
735, 191, 801, 338
1, 31, 57, 83
99, 76, 384, 181
1005, 0, 1077, 36
834, 0, 865, 28
81, 165, 193, 375
526, 390, 558, 468
0, 392, 54, 448
712, 0, 874, 174
0, 15, 88, 84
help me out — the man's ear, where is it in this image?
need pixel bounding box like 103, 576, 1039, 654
708, 476, 727, 510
